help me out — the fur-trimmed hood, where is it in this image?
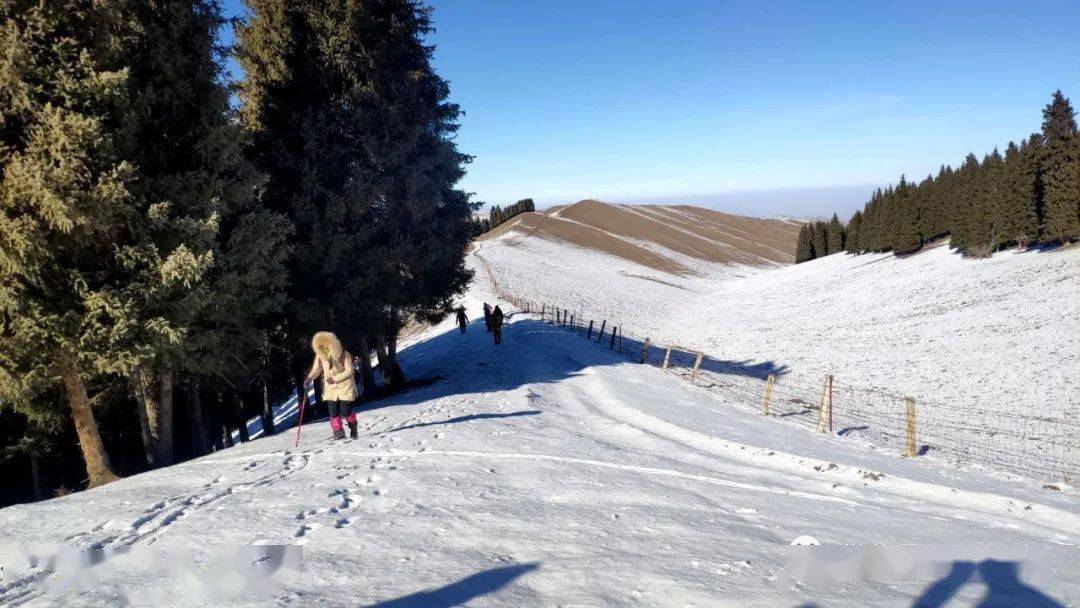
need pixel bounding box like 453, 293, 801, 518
312, 331, 344, 362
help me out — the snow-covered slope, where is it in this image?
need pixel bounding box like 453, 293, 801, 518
478, 230, 1080, 479
1, 271, 1078, 606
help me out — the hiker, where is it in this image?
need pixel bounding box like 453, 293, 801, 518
305, 331, 359, 440
483, 303, 493, 333
491, 305, 504, 345
455, 305, 468, 334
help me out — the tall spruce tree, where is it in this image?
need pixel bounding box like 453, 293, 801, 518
1040, 91, 1080, 243
826, 213, 844, 253
845, 210, 862, 254
795, 225, 813, 262
71, 0, 292, 467
999, 140, 1039, 249
811, 221, 827, 256
891, 175, 921, 252
0, 0, 138, 487
238, 0, 473, 388
950, 153, 981, 252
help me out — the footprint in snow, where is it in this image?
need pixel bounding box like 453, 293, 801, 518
295, 523, 320, 537
335, 518, 352, 529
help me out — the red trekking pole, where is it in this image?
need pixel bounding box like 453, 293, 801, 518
294, 386, 310, 447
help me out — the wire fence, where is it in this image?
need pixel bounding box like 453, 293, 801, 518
476, 254, 1079, 483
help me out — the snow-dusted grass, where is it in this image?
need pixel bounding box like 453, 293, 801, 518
478, 234, 1080, 481
2, 275, 1078, 606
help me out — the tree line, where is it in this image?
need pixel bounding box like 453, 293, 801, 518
797, 91, 1080, 263
794, 214, 847, 262
489, 198, 536, 229
0, 0, 474, 502
469, 198, 535, 236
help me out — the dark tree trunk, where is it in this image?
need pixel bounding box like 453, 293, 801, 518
30, 455, 45, 501
131, 362, 176, 467
186, 379, 208, 457
208, 404, 223, 452
261, 378, 276, 436
357, 337, 377, 395
222, 424, 234, 448
373, 333, 392, 387
386, 334, 406, 386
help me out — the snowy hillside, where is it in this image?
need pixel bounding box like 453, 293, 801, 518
477, 229, 1080, 480
1, 271, 1079, 606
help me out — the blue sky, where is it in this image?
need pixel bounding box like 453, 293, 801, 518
220, 0, 1080, 218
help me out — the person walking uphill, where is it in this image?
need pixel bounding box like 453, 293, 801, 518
305, 332, 359, 440
490, 305, 504, 346
455, 305, 468, 334
483, 303, 493, 333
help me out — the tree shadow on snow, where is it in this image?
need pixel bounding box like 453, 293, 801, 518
363, 563, 539, 608
385, 410, 541, 433
347, 318, 789, 419
911, 560, 1063, 607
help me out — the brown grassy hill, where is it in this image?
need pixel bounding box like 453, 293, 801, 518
477, 200, 801, 275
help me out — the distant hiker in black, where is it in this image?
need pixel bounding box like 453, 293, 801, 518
483, 303, 493, 333
490, 305, 504, 345
455, 306, 468, 334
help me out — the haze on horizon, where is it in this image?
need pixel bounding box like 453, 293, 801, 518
222, 0, 1080, 218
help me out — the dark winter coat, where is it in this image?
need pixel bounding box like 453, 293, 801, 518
455, 307, 468, 325
482, 304, 492, 331
490, 306, 504, 329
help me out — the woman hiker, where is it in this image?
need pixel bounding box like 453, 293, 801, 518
483, 303, 493, 332
305, 331, 359, 440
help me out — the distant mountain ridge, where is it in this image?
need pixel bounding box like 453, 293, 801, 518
477, 199, 801, 275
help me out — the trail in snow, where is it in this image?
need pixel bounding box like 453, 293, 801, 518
0, 264, 1077, 607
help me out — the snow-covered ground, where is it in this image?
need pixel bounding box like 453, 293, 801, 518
1, 272, 1078, 606
477, 234, 1080, 481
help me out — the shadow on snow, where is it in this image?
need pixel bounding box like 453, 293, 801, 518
363, 563, 539, 608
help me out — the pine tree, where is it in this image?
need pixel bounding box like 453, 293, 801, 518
238, 0, 473, 387
0, 0, 137, 487
980, 150, 1005, 254
811, 221, 827, 256
891, 175, 922, 252
999, 140, 1039, 249
1040, 91, 1080, 243
845, 211, 862, 254
826, 213, 844, 253
62, 0, 293, 467
795, 225, 813, 262
950, 153, 981, 251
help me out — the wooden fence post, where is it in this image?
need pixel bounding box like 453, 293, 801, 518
541, 303, 546, 321
609, 326, 616, 349
641, 338, 650, 364
618, 327, 623, 353
597, 320, 606, 343
812, 375, 829, 431
662, 347, 672, 369
761, 374, 775, 415
904, 397, 917, 457
587, 320, 594, 339
690, 352, 704, 383
827, 375, 834, 433
570, 314, 575, 331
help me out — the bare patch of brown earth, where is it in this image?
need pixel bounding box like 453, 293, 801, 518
477, 200, 801, 275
